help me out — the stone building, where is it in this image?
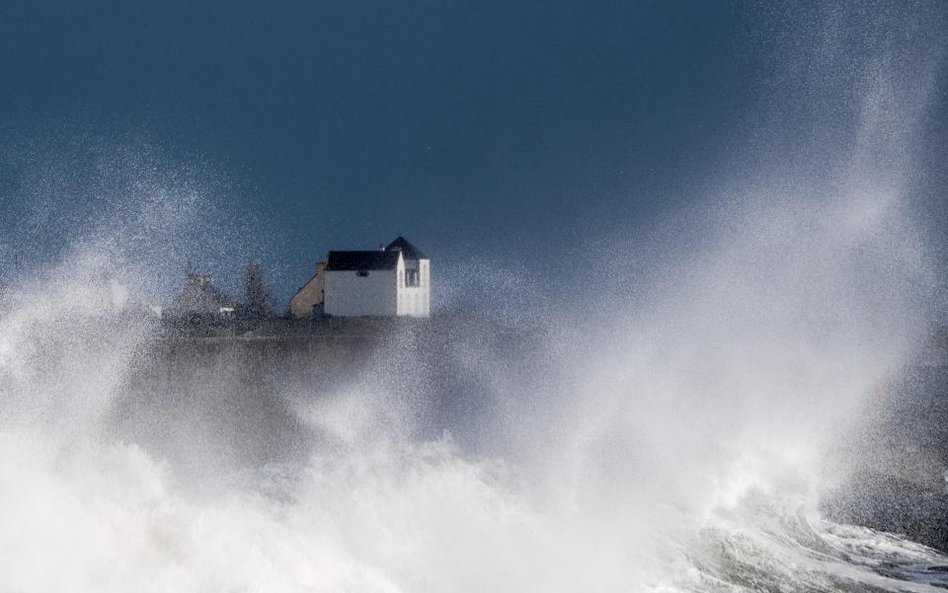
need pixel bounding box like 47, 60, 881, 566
289, 261, 326, 318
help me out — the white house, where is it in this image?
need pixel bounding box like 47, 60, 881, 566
322, 237, 430, 317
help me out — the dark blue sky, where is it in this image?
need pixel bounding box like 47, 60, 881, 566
0, 1, 946, 306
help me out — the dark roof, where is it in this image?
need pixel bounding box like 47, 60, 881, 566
386, 236, 427, 260
325, 250, 402, 271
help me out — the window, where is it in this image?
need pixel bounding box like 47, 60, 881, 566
357, 270, 369, 277
405, 269, 420, 287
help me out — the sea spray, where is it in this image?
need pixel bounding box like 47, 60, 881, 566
1, 4, 947, 592
0, 167, 943, 592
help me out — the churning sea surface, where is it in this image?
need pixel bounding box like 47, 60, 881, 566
0, 227, 946, 592
2, 4, 948, 589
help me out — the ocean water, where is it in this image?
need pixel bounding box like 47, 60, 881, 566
1, 3, 947, 592
0, 181, 944, 592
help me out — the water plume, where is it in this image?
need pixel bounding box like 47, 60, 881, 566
0, 4, 947, 592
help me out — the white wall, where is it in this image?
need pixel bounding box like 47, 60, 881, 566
324, 269, 397, 316
324, 254, 429, 318
396, 258, 430, 317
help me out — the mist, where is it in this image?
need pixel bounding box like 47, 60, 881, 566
1, 2, 947, 592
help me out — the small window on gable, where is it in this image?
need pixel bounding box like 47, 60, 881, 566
357, 270, 369, 277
